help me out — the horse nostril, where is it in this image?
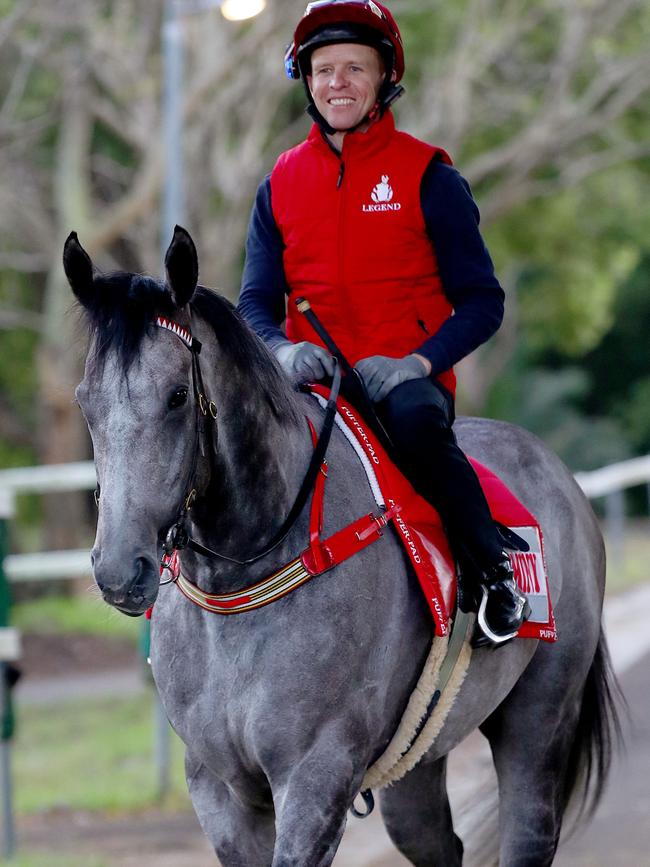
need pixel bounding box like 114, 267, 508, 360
134, 556, 151, 585
128, 557, 154, 600
92, 556, 155, 611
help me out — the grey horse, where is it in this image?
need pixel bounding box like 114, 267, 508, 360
65, 226, 620, 867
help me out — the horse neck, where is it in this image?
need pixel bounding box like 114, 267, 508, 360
187, 353, 310, 590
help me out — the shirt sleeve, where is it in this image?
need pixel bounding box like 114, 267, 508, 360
237, 175, 289, 349
415, 159, 505, 376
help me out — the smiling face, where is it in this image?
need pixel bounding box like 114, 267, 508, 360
307, 42, 385, 139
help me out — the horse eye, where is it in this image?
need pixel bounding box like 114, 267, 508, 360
168, 387, 188, 409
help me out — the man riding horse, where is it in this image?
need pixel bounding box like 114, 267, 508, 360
238, 0, 530, 646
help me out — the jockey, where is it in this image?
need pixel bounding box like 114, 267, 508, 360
237, 0, 530, 646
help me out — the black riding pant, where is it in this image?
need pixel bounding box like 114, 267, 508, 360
376, 377, 503, 576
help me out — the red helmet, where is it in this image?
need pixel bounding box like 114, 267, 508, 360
285, 0, 405, 83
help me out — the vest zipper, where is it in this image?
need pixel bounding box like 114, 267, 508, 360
337, 157, 352, 350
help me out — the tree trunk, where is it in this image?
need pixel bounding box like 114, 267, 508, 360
37, 59, 94, 554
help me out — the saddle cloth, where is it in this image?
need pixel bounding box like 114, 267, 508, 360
310, 385, 557, 643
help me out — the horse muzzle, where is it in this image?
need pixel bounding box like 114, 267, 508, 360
92, 552, 160, 616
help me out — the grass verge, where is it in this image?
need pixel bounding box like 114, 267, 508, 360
5, 855, 106, 867
12, 594, 140, 642
14, 692, 189, 815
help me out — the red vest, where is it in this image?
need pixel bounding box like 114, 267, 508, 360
270, 111, 456, 395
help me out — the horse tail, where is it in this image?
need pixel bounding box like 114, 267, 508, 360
562, 627, 625, 822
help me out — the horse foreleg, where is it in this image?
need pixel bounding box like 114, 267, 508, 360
270, 752, 357, 867
379, 755, 463, 867
186, 753, 276, 867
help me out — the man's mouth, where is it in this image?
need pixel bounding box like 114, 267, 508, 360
329, 98, 354, 106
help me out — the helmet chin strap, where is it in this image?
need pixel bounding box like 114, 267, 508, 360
306, 101, 339, 136
306, 81, 404, 140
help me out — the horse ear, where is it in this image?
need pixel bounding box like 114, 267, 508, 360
63, 232, 95, 306
164, 225, 199, 308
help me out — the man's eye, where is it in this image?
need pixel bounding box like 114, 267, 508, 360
168, 388, 188, 409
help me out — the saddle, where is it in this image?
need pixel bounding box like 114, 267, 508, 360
309, 384, 557, 643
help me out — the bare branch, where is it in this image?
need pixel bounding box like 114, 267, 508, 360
0, 39, 38, 126
0, 0, 33, 52
86, 150, 163, 252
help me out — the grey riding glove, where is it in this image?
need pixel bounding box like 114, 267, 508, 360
355, 354, 429, 402
274, 340, 335, 383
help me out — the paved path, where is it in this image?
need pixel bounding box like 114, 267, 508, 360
554, 651, 650, 867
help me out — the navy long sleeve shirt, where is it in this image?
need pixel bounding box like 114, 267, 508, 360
238, 157, 504, 378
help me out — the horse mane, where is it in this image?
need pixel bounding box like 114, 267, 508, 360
192, 286, 301, 424
78, 271, 300, 423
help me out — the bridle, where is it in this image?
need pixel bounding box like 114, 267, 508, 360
154, 315, 218, 570
160, 313, 341, 568
95, 313, 341, 576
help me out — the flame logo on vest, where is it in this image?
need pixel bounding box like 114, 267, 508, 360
363, 175, 401, 212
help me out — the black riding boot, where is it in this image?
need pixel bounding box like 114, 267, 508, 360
473, 553, 532, 648
377, 378, 531, 647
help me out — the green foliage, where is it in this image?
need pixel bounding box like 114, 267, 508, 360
15, 694, 189, 814
488, 362, 631, 472
0, 273, 39, 411
0, 328, 38, 423
580, 254, 650, 454
15, 64, 59, 127
397, 0, 650, 376
0, 272, 41, 531
485, 168, 644, 357
400, 0, 462, 75
0, 440, 34, 473
92, 120, 137, 170
619, 377, 650, 452
0, 270, 39, 494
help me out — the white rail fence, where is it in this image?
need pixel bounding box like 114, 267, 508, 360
0, 462, 95, 583
1, 454, 650, 581
575, 455, 650, 566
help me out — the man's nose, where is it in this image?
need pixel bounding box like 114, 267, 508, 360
330, 70, 348, 88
